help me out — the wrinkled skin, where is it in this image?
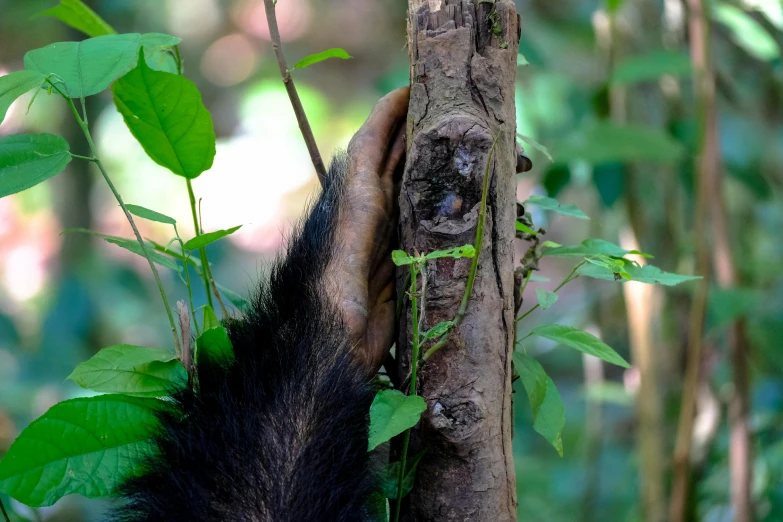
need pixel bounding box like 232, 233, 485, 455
324, 87, 410, 374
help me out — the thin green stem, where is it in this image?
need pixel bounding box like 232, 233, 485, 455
422, 137, 499, 361
70, 153, 96, 162
55, 86, 181, 354
186, 179, 214, 310
175, 225, 200, 337
519, 269, 532, 296
515, 260, 586, 324
394, 264, 422, 522
173, 45, 183, 76
0, 497, 10, 522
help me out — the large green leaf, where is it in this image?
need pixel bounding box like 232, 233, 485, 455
24, 34, 143, 98
532, 324, 630, 368
37, 0, 117, 38
292, 48, 352, 70
112, 53, 215, 179
542, 238, 649, 258
513, 353, 565, 456
0, 395, 161, 507
555, 121, 685, 164
577, 262, 701, 286
611, 51, 692, 85
368, 390, 426, 451
0, 134, 71, 199
0, 71, 45, 125
196, 326, 234, 369
183, 226, 242, 250
67, 344, 186, 397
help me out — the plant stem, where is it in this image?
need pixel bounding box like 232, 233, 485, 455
262, 0, 328, 186
421, 137, 499, 361
0, 497, 10, 522
58, 89, 181, 354
70, 153, 96, 161
515, 260, 586, 323
186, 179, 215, 310
395, 264, 422, 522
175, 225, 200, 337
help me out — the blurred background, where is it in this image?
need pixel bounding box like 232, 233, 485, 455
0, 0, 781, 520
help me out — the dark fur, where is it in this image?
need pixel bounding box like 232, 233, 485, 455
113, 154, 377, 521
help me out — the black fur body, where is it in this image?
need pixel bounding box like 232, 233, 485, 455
113, 156, 377, 521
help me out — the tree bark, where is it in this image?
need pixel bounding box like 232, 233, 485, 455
396, 1, 519, 520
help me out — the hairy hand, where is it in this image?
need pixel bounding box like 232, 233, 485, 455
324, 87, 409, 375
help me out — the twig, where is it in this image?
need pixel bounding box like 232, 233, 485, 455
262, 0, 328, 186
0, 497, 10, 522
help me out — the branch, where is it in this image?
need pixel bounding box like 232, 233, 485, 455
262, 0, 328, 186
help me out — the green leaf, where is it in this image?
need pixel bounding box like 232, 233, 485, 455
24, 34, 143, 98
611, 51, 692, 85
0, 395, 162, 507
37, 0, 117, 38
713, 3, 779, 61
215, 283, 252, 314
517, 53, 530, 67
555, 121, 685, 164
112, 53, 216, 179
532, 324, 630, 368
0, 70, 45, 125
535, 288, 558, 310
513, 353, 565, 456
379, 450, 427, 499
425, 244, 476, 260
126, 204, 176, 225
542, 238, 650, 258
577, 262, 701, 286
202, 305, 220, 331
517, 133, 554, 163
67, 344, 186, 397
606, 0, 626, 13
292, 48, 352, 70
0, 133, 71, 199
525, 195, 589, 220
529, 274, 550, 283
183, 225, 242, 251
104, 237, 183, 272
516, 221, 537, 235
368, 390, 426, 451
139, 33, 182, 74
391, 250, 415, 266
422, 321, 454, 342
585, 382, 634, 406
196, 326, 234, 369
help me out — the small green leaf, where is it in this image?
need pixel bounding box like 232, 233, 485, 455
104, 237, 183, 272
535, 288, 558, 310
197, 326, 234, 369
517, 53, 530, 67
611, 51, 692, 85
542, 238, 650, 258
391, 250, 415, 266
37, 0, 117, 38
422, 321, 454, 342
525, 195, 589, 220
0, 70, 45, 125
585, 382, 634, 406
0, 395, 162, 507
529, 274, 550, 282
24, 34, 143, 98
183, 225, 242, 251
67, 344, 186, 397
379, 450, 427, 499
513, 353, 565, 456
139, 33, 183, 74
0, 133, 71, 199
532, 324, 630, 368
425, 244, 476, 260
112, 53, 216, 179
516, 221, 537, 235
126, 204, 176, 225
292, 48, 352, 70
368, 390, 426, 451
577, 262, 701, 286
215, 283, 252, 314
202, 305, 220, 331
517, 133, 553, 163
713, 3, 779, 61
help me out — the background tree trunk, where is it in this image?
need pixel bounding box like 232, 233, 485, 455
396, 1, 519, 520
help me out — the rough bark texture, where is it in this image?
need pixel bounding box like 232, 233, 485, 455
396, 1, 519, 520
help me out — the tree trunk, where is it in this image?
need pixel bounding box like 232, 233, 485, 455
396, 1, 519, 520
